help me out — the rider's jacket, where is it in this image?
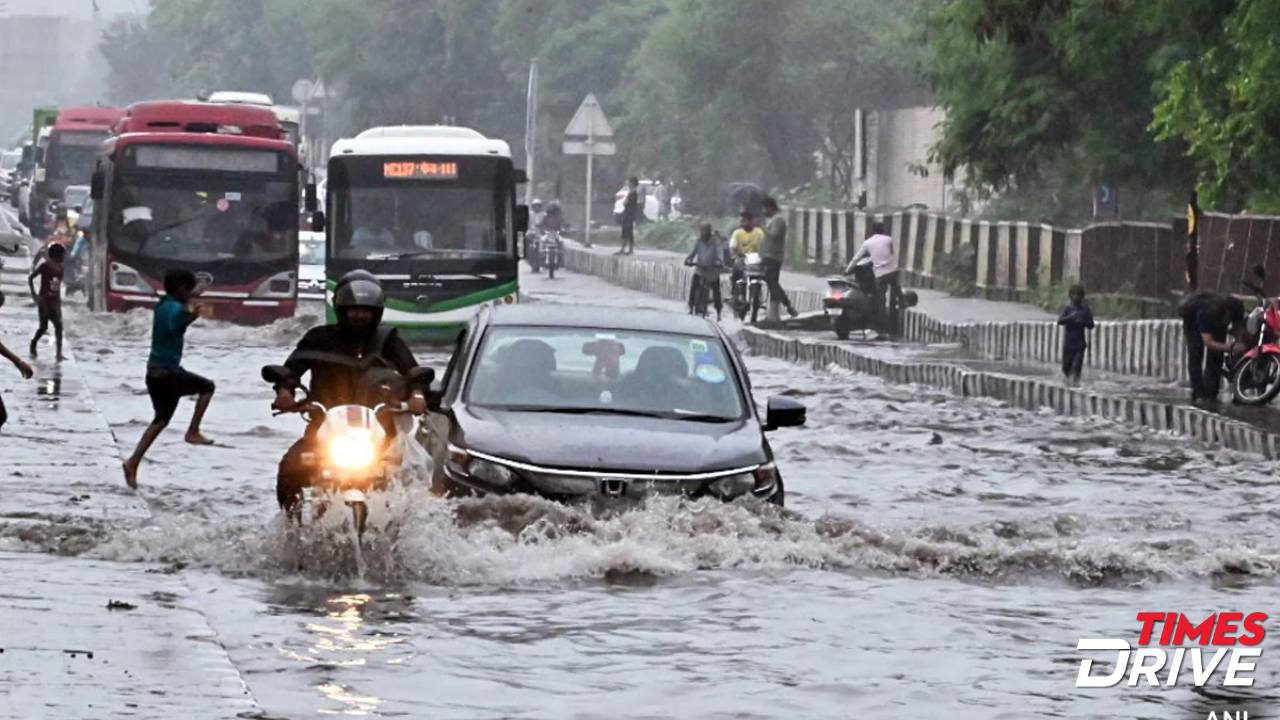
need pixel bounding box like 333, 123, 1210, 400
277, 324, 421, 415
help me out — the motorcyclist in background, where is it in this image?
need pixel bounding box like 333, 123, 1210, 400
531, 199, 546, 231
541, 200, 565, 233
728, 211, 763, 306
269, 270, 430, 518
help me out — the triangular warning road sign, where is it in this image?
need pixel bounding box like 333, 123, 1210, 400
563, 93, 614, 139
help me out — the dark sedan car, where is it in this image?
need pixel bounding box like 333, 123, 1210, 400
424, 304, 806, 505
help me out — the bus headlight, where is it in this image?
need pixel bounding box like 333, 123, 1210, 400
109, 262, 153, 293
251, 271, 296, 298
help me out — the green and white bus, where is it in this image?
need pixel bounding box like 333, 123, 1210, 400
313, 126, 527, 341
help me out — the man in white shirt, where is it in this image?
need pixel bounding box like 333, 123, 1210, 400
849, 221, 903, 337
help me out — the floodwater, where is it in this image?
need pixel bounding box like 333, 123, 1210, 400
4, 260, 1280, 719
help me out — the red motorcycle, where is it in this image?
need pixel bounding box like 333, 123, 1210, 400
1230, 267, 1280, 405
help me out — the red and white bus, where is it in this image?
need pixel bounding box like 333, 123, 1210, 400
30, 105, 124, 232
87, 101, 301, 324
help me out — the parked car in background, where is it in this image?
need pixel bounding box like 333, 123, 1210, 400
613, 179, 682, 225
0, 150, 19, 200
298, 230, 326, 300
425, 304, 806, 505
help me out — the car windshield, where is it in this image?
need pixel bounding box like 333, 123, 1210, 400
466, 326, 745, 421
300, 236, 325, 265
110, 170, 296, 263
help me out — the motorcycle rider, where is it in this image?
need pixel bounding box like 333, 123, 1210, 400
728, 211, 763, 312
541, 200, 565, 233
685, 222, 725, 319
1178, 289, 1247, 403
269, 270, 429, 518
849, 221, 902, 338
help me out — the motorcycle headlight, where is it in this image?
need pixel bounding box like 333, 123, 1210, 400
447, 445, 517, 487
708, 463, 778, 499
329, 431, 377, 469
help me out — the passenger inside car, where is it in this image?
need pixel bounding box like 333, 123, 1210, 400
474, 338, 562, 406
614, 346, 691, 412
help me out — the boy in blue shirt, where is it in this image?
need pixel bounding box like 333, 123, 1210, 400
1058, 284, 1095, 387
122, 269, 216, 489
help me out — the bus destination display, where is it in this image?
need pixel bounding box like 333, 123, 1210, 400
133, 145, 281, 173
384, 161, 459, 180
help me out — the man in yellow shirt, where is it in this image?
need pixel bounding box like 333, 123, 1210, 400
728, 211, 764, 316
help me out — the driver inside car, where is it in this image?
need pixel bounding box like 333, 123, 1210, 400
269, 270, 429, 518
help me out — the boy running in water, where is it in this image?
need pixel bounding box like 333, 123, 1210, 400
122, 269, 217, 489
28, 242, 66, 361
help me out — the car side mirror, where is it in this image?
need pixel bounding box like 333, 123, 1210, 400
311, 210, 326, 233
304, 182, 317, 212
515, 204, 529, 234
762, 396, 806, 432
513, 168, 529, 184
90, 169, 104, 200
262, 364, 292, 385
427, 378, 445, 408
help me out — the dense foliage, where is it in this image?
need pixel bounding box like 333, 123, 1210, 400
99, 0, 1280, 217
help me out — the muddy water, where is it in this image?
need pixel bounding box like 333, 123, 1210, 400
7, 270, 1280, 718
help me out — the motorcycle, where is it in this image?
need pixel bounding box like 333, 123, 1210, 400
1228, 266, 1280, 406
731, 252, 767, 324
261, 364, 435, 540
542, 229, 563, 279
823, 260, 919, 340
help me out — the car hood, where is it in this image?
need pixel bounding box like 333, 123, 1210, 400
456, 407, 768, 474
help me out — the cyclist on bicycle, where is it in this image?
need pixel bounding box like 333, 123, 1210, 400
684, 222, 725, 320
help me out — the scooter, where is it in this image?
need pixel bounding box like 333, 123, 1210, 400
1229, 266, 1280, 406
543, 230, 563, 279
823, 260, 919, 340
262, 364, 434, 540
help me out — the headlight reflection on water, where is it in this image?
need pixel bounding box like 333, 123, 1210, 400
302, 594, 416, 716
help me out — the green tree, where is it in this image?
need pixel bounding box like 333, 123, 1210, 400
1152, 0, 1280, 213
98, 17, 181, 105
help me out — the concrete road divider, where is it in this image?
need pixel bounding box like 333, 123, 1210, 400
739, 326, 1280, 459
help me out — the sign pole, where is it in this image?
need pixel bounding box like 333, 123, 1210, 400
585, 144, 594, 248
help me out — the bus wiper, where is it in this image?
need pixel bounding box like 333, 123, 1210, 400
136, 211, 215, 254
366, 249, 446, 261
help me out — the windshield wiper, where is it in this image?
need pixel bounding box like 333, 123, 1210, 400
135, 211, 215, 255
493, 406, 734, 422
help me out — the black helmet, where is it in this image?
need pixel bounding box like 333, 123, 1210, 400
335, 269, 379, 291
332, 273, 385, 339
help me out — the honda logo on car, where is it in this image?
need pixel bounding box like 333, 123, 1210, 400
1076, 612, 1267, 688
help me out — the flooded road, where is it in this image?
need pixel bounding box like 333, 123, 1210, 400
5, 263, 1280, 719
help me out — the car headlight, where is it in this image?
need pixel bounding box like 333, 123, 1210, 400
708, 463, 778, 499
329, 432, 377, 469
447, 445, 517, 487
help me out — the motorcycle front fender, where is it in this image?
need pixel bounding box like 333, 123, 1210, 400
341, 489, 368, 504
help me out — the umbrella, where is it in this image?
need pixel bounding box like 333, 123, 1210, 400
727, 183, 765, 217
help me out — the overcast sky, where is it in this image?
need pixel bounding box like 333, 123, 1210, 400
1, 0, 141, 18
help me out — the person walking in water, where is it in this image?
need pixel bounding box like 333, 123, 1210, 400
1057, 284, 1095, 387
122, 269, 217, 489
27, 242, 66, 362
0, 290, 36, 432
760, 197, 798, 321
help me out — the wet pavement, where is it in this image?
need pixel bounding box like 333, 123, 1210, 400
3, 249, 1280, 718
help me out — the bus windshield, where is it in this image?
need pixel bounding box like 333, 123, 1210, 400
327, 155, 511, 262
110, 169, 296, 264
47, 131, 107, 183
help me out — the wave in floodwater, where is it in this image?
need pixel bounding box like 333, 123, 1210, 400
4, 487, 1276, 589
64, 304, 324, 348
